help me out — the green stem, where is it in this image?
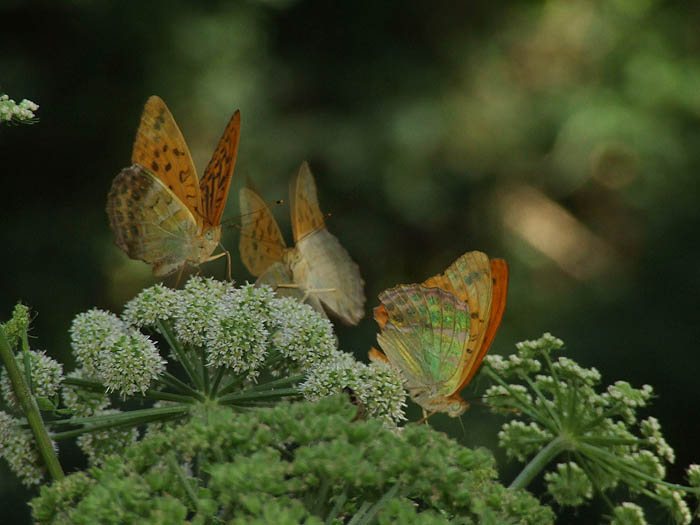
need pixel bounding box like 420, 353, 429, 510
161, 372, 205, 401
573, 451, 615, 511
247, 374, 305, 392
216, 373, 247, 397
0, 325, 64, 481
50, 405, 189, 440
167, 451, 199, 512
199, 347, 210, 396
157, 321, 202, 390
578, 442, 697, 493
209, 367, 226, 397
218, 387, 300, 405
325, 489, 347, 524
482, 368, 542, 422
352, 482, 400, 525
62, 376, 197, 404
509, 435, 568, 490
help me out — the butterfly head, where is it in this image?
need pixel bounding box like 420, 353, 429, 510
198, 225, 222, 258
412, 389, 470, 418
445, 397, 470, 418
283, 248, 307, 280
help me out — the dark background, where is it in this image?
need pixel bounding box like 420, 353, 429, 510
2, 1, 699, 522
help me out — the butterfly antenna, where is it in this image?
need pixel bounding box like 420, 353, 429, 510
458, 413, 467, 438
416, 409, 437, 425
295, 212, 334, 243
222, 199, 285, 228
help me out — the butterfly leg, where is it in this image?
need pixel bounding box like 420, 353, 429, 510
217, 244, 232, 281
301, 288, 336, 302
175, 264, 186, 288
416, 409, 436, 425
204, 250, 230, 280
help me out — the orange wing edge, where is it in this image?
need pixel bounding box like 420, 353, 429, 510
453, 258, 509, 394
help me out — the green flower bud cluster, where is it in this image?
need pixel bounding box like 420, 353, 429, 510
483, 333, 699, 524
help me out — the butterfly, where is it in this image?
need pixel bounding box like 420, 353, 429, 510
369, 251, 508, 418
238, 161, 365, 325
106, 95, 240, 277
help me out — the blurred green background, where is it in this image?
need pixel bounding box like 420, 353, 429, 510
2, 0, 699, 522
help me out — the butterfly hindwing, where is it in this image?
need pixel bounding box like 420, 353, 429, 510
294, 228, 365, 325
131, 96, 202, 224
200, 110, 240, 228
238, 186, 287, 276
107, 165, 204, 276
377, 285, 470, 395
289, 162, 365, 325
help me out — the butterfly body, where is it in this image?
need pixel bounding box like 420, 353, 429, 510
371, 251, 508, 417
107, 96, 240, 276
239, 162, 365, 324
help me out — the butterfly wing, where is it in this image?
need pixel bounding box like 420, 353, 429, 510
290, 162, 365, 325
421, 251, 494, 395
454, 258, 508, 392
376, 285, 471, 397
107, 165, 207, 276
289, 161, 326, 243
238, 186, 287, 276
131, 96, 203, 226
199, 110, 240, 228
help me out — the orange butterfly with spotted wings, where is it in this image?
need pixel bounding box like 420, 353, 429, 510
370, 251, 508, 418
239, 162, 365, 325
107, 96, 240, 277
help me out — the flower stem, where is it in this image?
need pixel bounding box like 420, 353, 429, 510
0, 325, 64, 481
157, 321, 202, 390
509, 435, 568, 490
49, 405, 189, 440
62, 376, 197, 404
218, 387, 300, 405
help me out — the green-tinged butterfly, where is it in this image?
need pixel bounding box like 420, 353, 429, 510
239, 161, 365, 325
369, 251, 508, 417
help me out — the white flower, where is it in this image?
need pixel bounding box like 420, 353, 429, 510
0, 350, 63, 411
100, 330, 165, 396
121, 283, 179, 328
301, 350, 406, 426
70, 309, 126, 376
268, 295, 337, 369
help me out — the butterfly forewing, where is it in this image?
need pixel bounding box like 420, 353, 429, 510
238, 186, 287, 276
289, 161, 326, 243
131, 96, 202, 225
455, 258, 509, 392
443, 252, 493, 377
200, 110, 240, 228
107, 165, 203, 276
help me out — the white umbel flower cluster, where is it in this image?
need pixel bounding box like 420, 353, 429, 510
0, 94, 39, 124
0, 411, 50, 486
70, 309, 164, 397
0, 349, 63, 410
302, 350, 406, 426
